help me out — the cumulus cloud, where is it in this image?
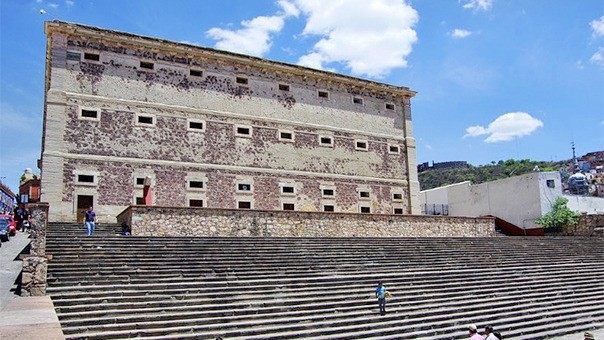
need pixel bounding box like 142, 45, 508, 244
464, 112, 543, 143
48, 2, 58, 8
462, 0, 493, 11
294, 0, 419, 78
450, 29, 472, 39
65, 0, 74, 6
591, 16, 604, 37
206, 0, 299, 57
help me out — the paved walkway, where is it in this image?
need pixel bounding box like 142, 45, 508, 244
0, 230, 65, 339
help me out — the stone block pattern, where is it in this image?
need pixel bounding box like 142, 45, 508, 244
551, 214, 604, 237
118, 206, 498, 238
21, 203, 50, 296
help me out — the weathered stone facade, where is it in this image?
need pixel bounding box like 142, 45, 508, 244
118, 206, 498, 238
41, 21, 419, 222
548, 214, 604, 237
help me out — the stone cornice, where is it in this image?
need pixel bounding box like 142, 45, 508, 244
44, 20, 417, 99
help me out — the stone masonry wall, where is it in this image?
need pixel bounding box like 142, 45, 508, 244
553, 214, 604, 237
118, 206, 498, 238
21, 203, 50, 296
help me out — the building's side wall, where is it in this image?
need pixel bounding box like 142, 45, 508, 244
118, 206, 498, 238
566, 195, 604, 214
41, 23, 418, 222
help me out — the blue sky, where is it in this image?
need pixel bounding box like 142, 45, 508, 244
1, 0, 603, 194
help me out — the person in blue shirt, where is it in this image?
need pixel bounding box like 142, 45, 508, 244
84, 206, 97, 236
375, 280, 387, 315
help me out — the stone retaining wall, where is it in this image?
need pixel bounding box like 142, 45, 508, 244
117, 206, 498, 237
21, 203, 50, 296
553, 214, 604, 237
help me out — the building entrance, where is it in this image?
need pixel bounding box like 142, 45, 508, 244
76, 195, 93, 223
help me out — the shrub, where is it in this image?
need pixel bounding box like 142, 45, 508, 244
535, 197, 579, 230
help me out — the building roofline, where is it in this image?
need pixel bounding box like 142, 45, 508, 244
44, 20, 416, 98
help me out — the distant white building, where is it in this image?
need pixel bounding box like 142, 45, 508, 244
419, 171, 604, 231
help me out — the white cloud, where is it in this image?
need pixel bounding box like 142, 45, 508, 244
462, 0, 493, 11
294, 0, 418, 78
206, 1, 298, 57
48, 2, 59, 8
65, 0, 74, 7
591, 16, 604, 37
464, 112, 543, 143
590, 47, 604, 68
450, 29, 472, 39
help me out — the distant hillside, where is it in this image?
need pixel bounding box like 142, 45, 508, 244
418, 159, 566, 191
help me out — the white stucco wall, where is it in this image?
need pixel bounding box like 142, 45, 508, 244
566, 195, 604, 214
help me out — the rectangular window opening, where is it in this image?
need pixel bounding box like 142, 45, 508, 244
356, 141, 368, 150
546, 179, 555, 188
237, 127, 251, 135
360, 206, 371, 213
320, 137, 333, 145
189, 181, 204, 189
189, 121, 204, 130
66, 51, 81, 61
386, 103, 395, 110
280, 131, 293, 140
389, 145, 400, 153
84, 52, 100, 61
393, 193, 403, 200
282, 203, 295, 211
394, 208, 404, 215
353, 97, 363, 105
279, 84, 290, 91
238, 183, 252, 191
323, 205, 335, 212
322, 188, 334, 196
236, 77, 248, 85
282, 186, 295, 194
190, 69, 203, 77
135, 197, 145, 205
359, 191, 370, 198
238, 201, 251, 209
318, 90, 329, 99
135, 177, 145, 186
189, 199, 204, 207
140, 61, 154, 70
138, 116, 154, 124
81, 109, 98, 119
78, 175, 94, 183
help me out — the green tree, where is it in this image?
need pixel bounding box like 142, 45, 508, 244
535, 197, 579, 230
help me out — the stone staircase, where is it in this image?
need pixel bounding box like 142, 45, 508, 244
45, 222, 604, 339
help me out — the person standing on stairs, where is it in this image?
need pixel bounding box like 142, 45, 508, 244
376, 280, 388, 315
84, 205, 97, 236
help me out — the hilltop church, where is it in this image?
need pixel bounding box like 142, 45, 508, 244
40, 21, 419, 222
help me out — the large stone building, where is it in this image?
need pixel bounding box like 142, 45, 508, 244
41, 21, 419, 222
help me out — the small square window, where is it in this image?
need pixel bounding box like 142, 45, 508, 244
546, 179, 555, 188
238, 201, 251, 209
355, 140, 368, 151
189, 181, 204, 189
135, 197, 145, 205
135, 177, 145, 186
84, 52, 100, 61
236, 126, 251, 137
386, 103, 395, 110
392, 193, 403, 200
80, 109, 98, 119
353, 97, 363, 105
190, 69, 203, 77
140, 61, 154, 70
393, 208, 403, 215
322, 188, 334, 197
78, 174, 94, 183
282, 203, 295, 211
238, 183, 252, 191
318, 90, 329, 99
188, 120, 205, 131
388, 145, 400, 154
236, 77, 248, 85
282, 186, 295, 194
359, 191, 370, 199
323, 205, 335, 212
319, 136, 333, 146
137, 115, 154, 125
360, 206, 371, 213
189, 199, 204, 207
279, 84, 290, 91
66, 51, 81, 61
